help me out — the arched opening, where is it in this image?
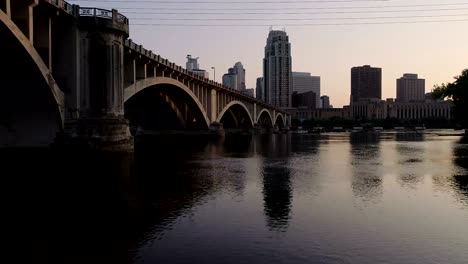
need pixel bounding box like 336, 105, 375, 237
218, 102, 254, 131
0, 15, 62, 147
275, 114, 285, 129
257, 110, 273, 130
124, 83, 209, 135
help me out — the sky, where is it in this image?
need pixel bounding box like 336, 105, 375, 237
71, 0, 468, 107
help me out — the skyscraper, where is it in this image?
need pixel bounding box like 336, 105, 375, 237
292, 72, 320, 108
351, 65, 381, 103
256, 77, 264, 101
396, 73, 425, 102
222, 68, 238, 90
233, 62, 246, 91
222, 62, 246, 91
263, 29, 293, 108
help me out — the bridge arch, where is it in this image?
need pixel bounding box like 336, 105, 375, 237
0, 11, 64, 122
0, 11, 65, 147
216, 101, 254, 128
124, 77, 211, 129
275, 113, 286, 128
256, 109, 273, 126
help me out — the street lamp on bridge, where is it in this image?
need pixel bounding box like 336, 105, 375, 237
211, 66, 216, 82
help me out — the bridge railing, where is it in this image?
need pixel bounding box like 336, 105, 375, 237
78, 7, 129, 25
79, 7, 111, 19
44, 0, 73, 15
42, 0, 129, 26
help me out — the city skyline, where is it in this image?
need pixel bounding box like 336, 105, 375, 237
70, 0, 468, 107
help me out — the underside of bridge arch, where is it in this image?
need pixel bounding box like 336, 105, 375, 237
257, 110, 273, 128
0, 14, 62, 147
275, 114, 285, 129
124, 84, 209, 134
218, 103, 254, 130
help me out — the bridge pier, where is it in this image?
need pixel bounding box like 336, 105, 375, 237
210, 89, 217, 122
63, 9, 132, 151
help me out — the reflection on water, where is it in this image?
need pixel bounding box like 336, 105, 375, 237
2, 132, 468, 264
395, 131, 426, 142
259, 135, 292, 231
349, 133, 383, 202
394, 133, 426, 189
453, 136, 468, 204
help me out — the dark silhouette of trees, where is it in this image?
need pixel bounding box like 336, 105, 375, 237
433, 69, 468, 129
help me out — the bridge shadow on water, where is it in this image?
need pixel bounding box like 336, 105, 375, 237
0, 134, 228, 264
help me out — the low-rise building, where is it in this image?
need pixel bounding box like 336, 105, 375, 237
350, 98, 453, 120
286, 99, 452, 122
286, 107, 345, 121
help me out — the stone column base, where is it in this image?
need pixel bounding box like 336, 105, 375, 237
60, 117, 133, 152
209, 122, 225, 137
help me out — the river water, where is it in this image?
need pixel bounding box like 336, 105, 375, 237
3, 131, 468, 264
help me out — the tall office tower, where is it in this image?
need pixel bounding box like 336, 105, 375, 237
233, 62, 246, 91
222, 68, 238, 90
321, 95, 330, 109
351, 65, 382, 103
263, 29, 293, 108
396, 73, 425, 103
292, 72, 320, 108
256, 77, 264, 101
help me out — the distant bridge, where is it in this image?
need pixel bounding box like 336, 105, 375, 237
0, 0, 289, 150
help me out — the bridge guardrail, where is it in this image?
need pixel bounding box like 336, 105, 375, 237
43, 0, 129, 26
46, 0, 73, 15
78, 7, 129, 25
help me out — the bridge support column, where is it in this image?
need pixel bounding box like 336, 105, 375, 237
10, 0, 38, 42
124, 58, 135, 87
210, 89, 217, 122
0, 0, 11, 17
33, 4, 52, 69
254, 103, 257, 123
135, 59, 146, 80
63, 9, 132, 151
254, 123, 262, 134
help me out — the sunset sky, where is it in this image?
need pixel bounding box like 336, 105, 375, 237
71, 0, 468, 107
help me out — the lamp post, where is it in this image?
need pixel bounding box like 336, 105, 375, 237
211, 66, 216, 82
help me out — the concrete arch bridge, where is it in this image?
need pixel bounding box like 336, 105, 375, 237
0, 0, 289, 150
